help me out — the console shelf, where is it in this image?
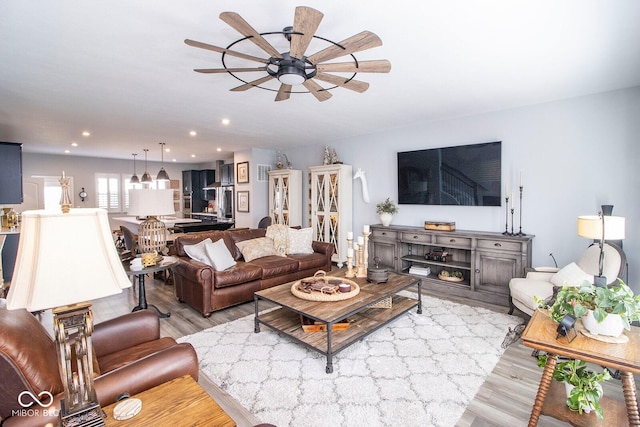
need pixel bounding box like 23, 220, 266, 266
370, 224, 534, 307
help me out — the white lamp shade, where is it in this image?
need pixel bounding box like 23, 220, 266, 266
577, 215, 626, 240
127, 189, 175, 217
6, 209, 132, 312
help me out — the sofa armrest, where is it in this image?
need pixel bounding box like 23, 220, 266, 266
312, 241, 335, 258
174, 257, 215, 282
94, 342, 199, 406
92, 309, 160, 358
525, 271, 557, 281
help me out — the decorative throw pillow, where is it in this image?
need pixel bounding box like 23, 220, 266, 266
287, 227, 314, 254
236, 237, 280, 262
204, 239, 236, 271
266, 224, 289, 256
550, 262, 593, 287
183, 238, 213, 265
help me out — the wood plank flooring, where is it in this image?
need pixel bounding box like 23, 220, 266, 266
90, 273, 638, 427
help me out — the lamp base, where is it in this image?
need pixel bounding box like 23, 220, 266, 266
60, 399, 105, 427
594, 275, 607, 288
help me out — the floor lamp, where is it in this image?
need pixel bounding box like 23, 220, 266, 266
577, 208, 625, 287
6, 208, 132, 426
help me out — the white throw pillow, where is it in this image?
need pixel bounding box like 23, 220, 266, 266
236, 237, 280, 262
183, 238, 213, 265
550, 262, 593, 287
204, 239, 236, 271
287, 227, 314, 254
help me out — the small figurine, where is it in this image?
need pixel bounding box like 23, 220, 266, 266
323, 146, 330, 165
331, 148, 339, 164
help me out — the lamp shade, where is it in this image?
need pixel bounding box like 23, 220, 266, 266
127, 189, 175, 217
577, 215, 626, 240
6, 209, 132, 312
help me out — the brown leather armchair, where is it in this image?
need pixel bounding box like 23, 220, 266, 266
0, 301, 199, 427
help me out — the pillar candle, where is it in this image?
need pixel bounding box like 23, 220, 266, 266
363, 224, 370, 233
347, 231, 353, 240
357, 236, 364, 245
347, 247, 354, 257
520, 171, 523, 187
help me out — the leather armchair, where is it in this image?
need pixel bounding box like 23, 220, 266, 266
508, 243, 627, 316
0, 301, 198, 427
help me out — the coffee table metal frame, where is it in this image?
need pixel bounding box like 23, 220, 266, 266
254, 271, 422, 373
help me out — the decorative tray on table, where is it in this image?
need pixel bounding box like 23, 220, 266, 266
291, 271, 360, 301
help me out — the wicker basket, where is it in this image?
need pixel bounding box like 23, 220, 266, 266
368, 296, 393, 309
291, 271, 360, 302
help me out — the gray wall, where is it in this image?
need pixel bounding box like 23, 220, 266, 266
283, 87, 640, 292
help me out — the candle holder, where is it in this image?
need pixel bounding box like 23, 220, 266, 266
345, 253, 355, 278
510, 207, 515, 235
356, 245, 367, 278
516, 185, 525, 236
502, 196, 510, 235
362, 231, 371, 271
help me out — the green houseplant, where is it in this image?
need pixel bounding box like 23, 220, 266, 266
544, 279, 640, 335
537, 356, 611, 418
376, 198, 398, 227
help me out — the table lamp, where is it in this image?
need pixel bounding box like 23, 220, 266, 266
127, 188, 174, 261
577, 208, 625, 287
6, 207, 132, 426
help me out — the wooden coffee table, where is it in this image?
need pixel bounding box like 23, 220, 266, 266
254, 270, 422, 373
102, 375, 236, 426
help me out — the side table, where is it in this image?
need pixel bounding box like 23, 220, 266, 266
521, 310, 640, 426
124, 256, 178, 318
102, 375, 236, 426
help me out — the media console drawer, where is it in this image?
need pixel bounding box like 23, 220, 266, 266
477, 239, 522, 252
435, 235, 472, 249
372, 229, 398, 240
401, 232, 431, 244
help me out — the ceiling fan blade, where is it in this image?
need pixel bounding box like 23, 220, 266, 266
316, 59, 391, 74
289, 6, 324, 60
275, 84, 292, 102
302, 79, 332, 102
195, 67, 267, 74
185, 39, 269, 64
220, 12, 283, 59
230, 75, 275, 92
314, 73, 369, 93
307, 31, 383, 65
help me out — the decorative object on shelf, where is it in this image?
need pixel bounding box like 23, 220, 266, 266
78, 187, 87, 202
141, 148, 152, 183
425, 249, 452, 262
437, 270, 464, 282
376, 197, 398, 227
536, 355, 611, 419
130, 153, 140, 184
367, 257, 389, 283
345, 232, 355, 278
330, 148, 340, 164
301, 315, 350, 332
424, 221, 455, 231
237, 161, 249, 183
156, 142, 170, 182
6, 206, 132, 427
502, 192, 510, 235
6, 207, 18, 230
237, 190, 250, 212
356, 235, 367, 278
323, 146, 330, 165
353, 168, 370, 203
185, 6, 391, 102
516, 173, 525, 235
128, 188, 175, 261
577, 207, 625, 287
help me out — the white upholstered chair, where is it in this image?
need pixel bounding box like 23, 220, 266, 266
508, 243, 627, 316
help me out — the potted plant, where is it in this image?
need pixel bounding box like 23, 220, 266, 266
544, 279, 640, 337
537, 356, 611, 418
376, 197, 398, 227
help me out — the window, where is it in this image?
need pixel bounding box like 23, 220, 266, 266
96, 173, 121, 212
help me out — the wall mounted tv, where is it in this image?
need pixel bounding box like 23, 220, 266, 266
0, 142, 23, 204
397, 141, 501, 206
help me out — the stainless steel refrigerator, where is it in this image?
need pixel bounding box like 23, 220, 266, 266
215, 186, 234, 220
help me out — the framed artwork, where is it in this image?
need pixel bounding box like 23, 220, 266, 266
237, 191, 249, 212
237, 161, 249, 183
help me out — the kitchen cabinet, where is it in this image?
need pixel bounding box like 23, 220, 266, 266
220, 163, 234, 186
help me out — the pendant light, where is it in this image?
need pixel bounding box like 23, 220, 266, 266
141, 148, 152, 183
156, 142, 170, 181
130, 153, 140, 184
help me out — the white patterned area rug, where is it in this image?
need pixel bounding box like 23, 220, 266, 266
179, 294, 522, 427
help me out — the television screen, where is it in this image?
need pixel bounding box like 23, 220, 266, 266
397, 141, 501, 206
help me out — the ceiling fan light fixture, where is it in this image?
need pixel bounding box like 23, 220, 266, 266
277, 67, 306, 85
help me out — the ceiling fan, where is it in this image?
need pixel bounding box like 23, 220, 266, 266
185, 6, 391, 102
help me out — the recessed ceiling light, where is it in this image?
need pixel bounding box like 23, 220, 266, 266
189, 131, 197, 136
221, 118, 230, 126
64, 149, 71, 154
165, 147, 171, 152
82, 131, 90, 137
172, 159, 177, 162
71, 142, 78, 147
216, 148, 222, 152
191, 154, 196, 158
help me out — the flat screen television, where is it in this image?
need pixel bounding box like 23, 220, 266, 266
0, 142, 23, 204
397, 141, 501, 206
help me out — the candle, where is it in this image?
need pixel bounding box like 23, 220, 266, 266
357, 236, 364, 245
511, 192, 513, 202
347, 231, 353, 240
347, 247, 354, 257
353, 241, 359, 250
505, 183, 509, 198
62, 171, 66, 178
363, 224, 370, 233
520, 171, 523, 187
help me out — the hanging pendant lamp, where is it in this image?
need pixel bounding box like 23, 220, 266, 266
130, 153, 140, 184
156, 142, 170, 181
141, 148, 152, 183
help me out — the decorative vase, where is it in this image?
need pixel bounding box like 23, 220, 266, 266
379, 213, 393, 227
581, 310, 624, 337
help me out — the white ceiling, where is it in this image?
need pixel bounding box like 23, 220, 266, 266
1, 0, 639, 164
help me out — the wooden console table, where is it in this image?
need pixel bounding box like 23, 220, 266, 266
102, 375, 236, 426
521, 310, 640, 426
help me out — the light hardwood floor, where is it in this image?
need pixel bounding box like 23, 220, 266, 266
91, 273, 637, 427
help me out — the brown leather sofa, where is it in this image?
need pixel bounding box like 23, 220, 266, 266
0, 301, 198, 427
173, 228, 335, 316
